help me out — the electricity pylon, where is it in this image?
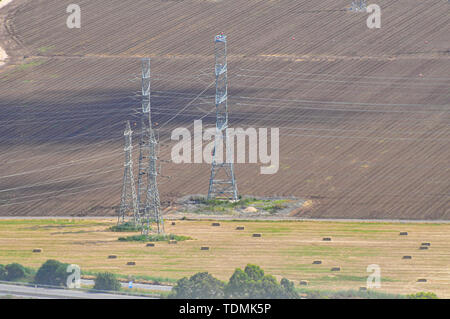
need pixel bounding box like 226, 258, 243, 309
137, 58, 164, 235
118, 120, 138, 225
207, 34, 238, 201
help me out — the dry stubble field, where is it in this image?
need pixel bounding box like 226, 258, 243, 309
0, 218, 449, 297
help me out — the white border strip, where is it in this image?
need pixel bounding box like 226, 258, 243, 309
0, 0, 15, 66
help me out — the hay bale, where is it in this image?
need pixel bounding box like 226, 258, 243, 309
419, 246, 428, 250
417, 279, 427, 283
331, 267, 341, 272
421, 243, 431, 246
299, 280, 308, 286
146, 243, 155, 247
212, 223, 220, 227
312, 260, 322, 265
171, 222, 176, 226
126, 261, 136, 266
169, 240, 177, 245
236, 226, 245, 230
399, 232, 408, 236
200, 247, 210, 251
252, 233, 262, 237
402, 256, 412, 259
107, 255, 117, 259
322, 237, 332, 241
32, 248, 42, 253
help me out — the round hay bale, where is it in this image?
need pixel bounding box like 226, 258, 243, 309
322, 237, 332, 241
421, 243, 431, 246
331, 267, 341, 272
146, 243, 155, 247
299, 280, 308, 286
312, 260, 322, 265
399, 232, 408, 236
236, 226, 245, 230
417, 279, 427, 283
126, 261, 136, 266
169, 240, 177, 245
200, 247, 210, 251
212, 223, 220, 227
402, 256, 412, 259
32, 248, 42, 253
108, 255, 117, 259
252, 233, 262, 238
419, 246, 428, 250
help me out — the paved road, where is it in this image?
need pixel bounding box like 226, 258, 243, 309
80, 279, 172, 291
0, 283, 156, 299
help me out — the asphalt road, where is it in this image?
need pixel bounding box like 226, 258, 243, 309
80, 279, 172, 291
0, 283, 156, 299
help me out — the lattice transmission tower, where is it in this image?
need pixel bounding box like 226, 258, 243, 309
207, 34, 238, 201
118, 120, 138, 225
137, 58, 164, 235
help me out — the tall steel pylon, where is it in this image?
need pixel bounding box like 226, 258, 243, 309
207, 34, 238, 201
118, 120, 138, 225
137, 58, 164, 235
136, 116, 149, 219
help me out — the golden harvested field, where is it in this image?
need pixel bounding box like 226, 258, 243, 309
0, 218, 449, 297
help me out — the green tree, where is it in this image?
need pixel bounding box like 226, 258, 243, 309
225, 264, 298, 299
5, 263, 27, 281
169, 272, 225, 299
0, 264, 7, 280
94, 272, 121, 291
34, 259, 70, 286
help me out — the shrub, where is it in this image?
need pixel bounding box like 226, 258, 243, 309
109, 221, 141, 232
35, 259, 70, 286
118, 234, 192, 242
94, 273, 121, 291
169, 272, 225, 299
407, 292, 438, 299
5, 263, 27, 281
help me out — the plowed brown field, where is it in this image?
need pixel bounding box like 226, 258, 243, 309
0, 0, 449, 219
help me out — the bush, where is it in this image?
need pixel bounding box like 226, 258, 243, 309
169, 272, 225, 299
5, 263, 27, 281
94, 273, 121, 291
34, 260, 70, 286
109, 221, 141, 232
407, 292, 438, 299
118, 234, 192, 242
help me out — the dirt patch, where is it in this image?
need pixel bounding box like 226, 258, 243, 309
164, 195, 307, 220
